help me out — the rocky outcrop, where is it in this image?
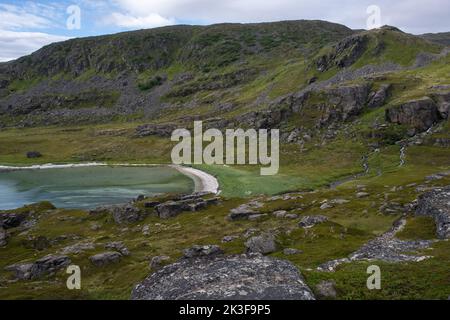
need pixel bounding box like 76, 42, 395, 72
89, 252, 122, 267
386, 97, 442, 133
134, 123, 177, 138
131, 254, 315, 300
61, 242, 95, 255
182, 245, 223, 259
155, 194, 220, 219
245, 233, 277, 254
0, 227, 8, 247
318, 219, 433, 272
299, 215, 329, 228
0, 212, 30, 229
368, 84, 391, 108
315, 34, 369, 72
416, 186, 450, 239
317, 83, 371, 126
228, 200, 264, 220
90, 204, 147, 225
5, 255, 71, 280
430, 92, 450, 119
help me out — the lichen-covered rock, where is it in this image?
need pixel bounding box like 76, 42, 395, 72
89, 252, 122, 267
131, 254, 315, 300
245, 233, 277, 254
416, 186, 450, 239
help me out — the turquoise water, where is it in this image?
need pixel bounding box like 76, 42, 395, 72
0, 166, 194, 210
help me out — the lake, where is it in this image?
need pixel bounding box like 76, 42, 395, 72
0, 166, 194, 210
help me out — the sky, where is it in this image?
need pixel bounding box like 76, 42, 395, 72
0, 0, 449, 62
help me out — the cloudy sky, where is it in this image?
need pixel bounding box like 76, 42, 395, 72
0, 0, 449, 62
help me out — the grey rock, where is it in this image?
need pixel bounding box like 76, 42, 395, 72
4, 263, 33, 280
105, 241, 130, 256
283, 248, 302, 255
248, 214, 268, 221
299, 215, 329, 228
416, 186, 450, 239
131, 254, 315, 300
245, 233, 277, 254
134, 123, 176, 138
110, 204, 146, 224
29, 255, 71, 279
0, 212, 30, 230
318, 219, 433, 272
183, 245, 223, 259
315, 280, 337, 299
61, 242, 95, 255
368, 84, 391, 108
222, 235, 239, 243
0, 227, 8, 247
273, 210, 287, 218
89, 252, 122, 267
26, 151, 42, 159
356, 192, 370, 198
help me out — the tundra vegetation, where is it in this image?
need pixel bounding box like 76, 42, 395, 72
0, 21, 449, 300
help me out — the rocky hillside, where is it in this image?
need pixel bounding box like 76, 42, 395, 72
1, 20, 447, 134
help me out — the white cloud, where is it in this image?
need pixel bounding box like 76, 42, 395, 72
0, 2, 69, 61
107, 12, 175, 28
0, 30, 69, 62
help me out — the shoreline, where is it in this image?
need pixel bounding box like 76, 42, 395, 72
0, 162, 220, 195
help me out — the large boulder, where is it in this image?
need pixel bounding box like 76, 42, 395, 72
0, 212, 30, 229
245, 233, 277, 254
6, 255, 72, 280
182, 245, 223, 259
29, 255, 71, 279
386, 97, 441, 133
416, 186, 450, 239
131, 254, 315, 300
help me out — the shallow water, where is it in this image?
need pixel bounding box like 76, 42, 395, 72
0, 166, 194, 210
